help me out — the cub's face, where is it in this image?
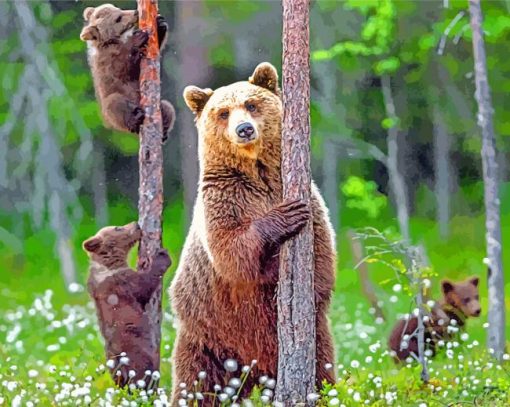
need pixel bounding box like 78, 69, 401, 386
183, 62, 282, 160
80, 4, 138, 44
83, 222, 141, 269
442, 277, 481, 317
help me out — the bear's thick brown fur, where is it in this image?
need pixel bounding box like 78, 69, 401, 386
389, 277, 481, 361
83, 222, 171, 385
169, 62, 336, 403
80, 4, 174, 140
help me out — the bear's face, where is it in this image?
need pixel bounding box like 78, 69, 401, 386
442, 277, 481, 317
83, 222, 141, 269
80, 4, 138, 45
183, 63, 282, 160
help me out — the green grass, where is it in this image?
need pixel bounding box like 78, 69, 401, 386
1, 189, 510, 406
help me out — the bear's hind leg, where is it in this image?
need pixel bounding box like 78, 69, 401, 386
171, 334, 225, 406
103, 92, 144, 135
316, 312, 336, 388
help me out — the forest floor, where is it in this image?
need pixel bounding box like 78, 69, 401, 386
1, 194, 510, 406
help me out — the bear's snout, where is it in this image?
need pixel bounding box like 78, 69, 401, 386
235, 122, 255, 141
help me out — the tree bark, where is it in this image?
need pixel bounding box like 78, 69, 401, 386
381, 75, 410, 241
468, 0, 506, 360
276, 0, 316, 404
136, 0, 166, 374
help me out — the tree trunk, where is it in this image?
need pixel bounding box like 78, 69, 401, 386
136, 0, 166, 372
432, 105, 450, 239
468, 0, 506, 360
381, 75, 410, 241
276, 0, 316, 404
176, 1, 208, 224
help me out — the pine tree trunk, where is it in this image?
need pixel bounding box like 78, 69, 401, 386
468, 0, 506, 360
136, 0, 166, 372
276, 0, 316, 404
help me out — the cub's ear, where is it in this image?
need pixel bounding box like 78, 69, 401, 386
469, 276, 479, 287
83, 236, 103, 253
183, 86, 213, 115
441, 279, 455, 295
249, 62, 280, 95
83, 7, 95, 21
80, 25, 100, 42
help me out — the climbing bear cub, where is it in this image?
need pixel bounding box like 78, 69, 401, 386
83, 222, 171, 384
389, 277, 481, 361
80, 4, 175, 140
169, 62, 336, 404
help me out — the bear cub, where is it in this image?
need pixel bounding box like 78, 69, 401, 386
83, 222, 171, 384
389, 277, 481, 361
80, 4, 175, 140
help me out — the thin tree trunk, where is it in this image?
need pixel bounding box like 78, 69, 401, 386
432, 105, 450, 239
381, 75, 410, 241
136, 0, 166, 372
176, 1, 207, 224
276, 0, 315, 404
468, 0, 505, 360
348, 230, 385, 321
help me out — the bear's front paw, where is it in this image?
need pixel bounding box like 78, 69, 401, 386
132, 29, 149, 48
153, 249, 171, 274
156, 15, 168, 48
125, 106, 145, 134
264, 199, 310, 244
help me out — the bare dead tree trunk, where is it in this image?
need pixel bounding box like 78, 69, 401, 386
381, 75, 410, 241
348, 230, 385, 321
468, 0, 506, 360
276, 0, 316, 404
136, 0, 166, 371
432, 105, 451, 239
176, 0, 208, 224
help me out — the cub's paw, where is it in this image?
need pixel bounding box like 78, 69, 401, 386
156, 15, 168, 49
125, 106, 145, 134
153, 249, 171, 273
132, 29, 149, 48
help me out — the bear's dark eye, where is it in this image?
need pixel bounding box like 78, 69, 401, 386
462, 298, 470, 305
114, 227, 123, 232
219, 110, 229, 120
116, 15, 122, 23
246, 103, 256, 112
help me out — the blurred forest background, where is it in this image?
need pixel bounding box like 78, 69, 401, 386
0, 0, 510, 392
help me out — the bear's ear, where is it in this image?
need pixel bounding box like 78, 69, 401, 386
249, 62, 280, 95
183, 86, 214, 115
80, 25, 100, 42
441, 279, 455, 295
469, 276, 479, 287
83, 7, 95, 21
83, 236, 103, 253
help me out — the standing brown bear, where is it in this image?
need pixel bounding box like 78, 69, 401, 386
169, 62, 336, 403
389, 277, 481, 361
80, 4, 175, 140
